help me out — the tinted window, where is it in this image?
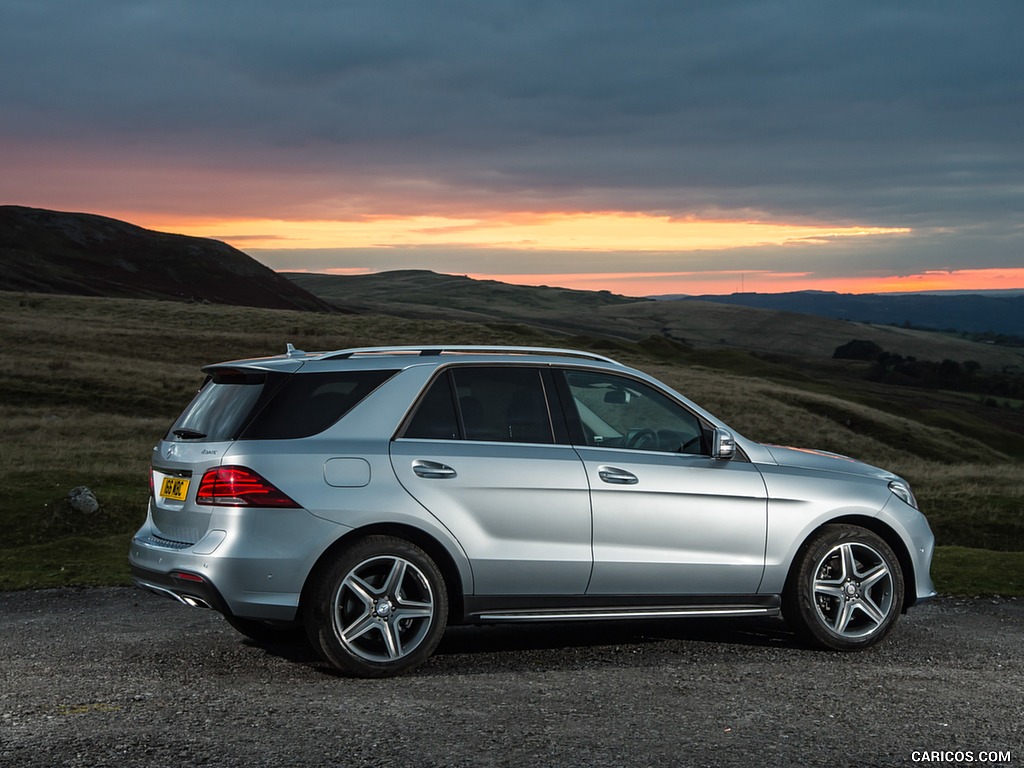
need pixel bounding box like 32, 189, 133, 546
168, 372, 266, 442
402, 367, 554, 444
241, 370, 397, 440
565, 370, 705, 453
403, 372, 459, 440
454, 367, 553, 443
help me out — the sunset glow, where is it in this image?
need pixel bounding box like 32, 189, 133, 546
125, 210, 1024, 296
459, 268, 1024, 296
4, 3, 1023, 305
144, 212, 909, 253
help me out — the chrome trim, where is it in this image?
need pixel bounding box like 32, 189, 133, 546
135, 534, 192, 550
133, 579, 213, 610
151, 467, 193, 479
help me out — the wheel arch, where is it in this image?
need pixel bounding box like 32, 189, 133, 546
300, 523, 466, 625
785, 514, 917, 613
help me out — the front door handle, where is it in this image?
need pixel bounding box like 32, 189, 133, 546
598, 466, 638, 485
412, 459, 457, 479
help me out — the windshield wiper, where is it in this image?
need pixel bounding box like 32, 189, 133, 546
172, 428, 207, 440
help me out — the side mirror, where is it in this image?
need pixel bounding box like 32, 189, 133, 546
712, 428, 735, 460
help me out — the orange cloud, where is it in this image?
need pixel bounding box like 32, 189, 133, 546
138, 211, 908, 252
129, 211, 1024, 295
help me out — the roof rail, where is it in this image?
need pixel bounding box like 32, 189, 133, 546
315, 345, 622, 365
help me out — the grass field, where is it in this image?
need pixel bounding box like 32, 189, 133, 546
1, 290, 1021, 595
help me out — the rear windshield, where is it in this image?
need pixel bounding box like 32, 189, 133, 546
167, 369, 396, 442
168, 371, 267, 442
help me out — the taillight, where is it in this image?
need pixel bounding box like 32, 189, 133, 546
196, 466, 300, 508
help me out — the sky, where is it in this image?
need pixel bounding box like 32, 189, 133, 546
1, 0, 1023, 296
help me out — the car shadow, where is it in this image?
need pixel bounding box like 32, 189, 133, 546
235, 616, 801, 677
435, 616, 796, 657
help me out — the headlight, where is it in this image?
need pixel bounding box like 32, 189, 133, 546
888, 480, 918, 509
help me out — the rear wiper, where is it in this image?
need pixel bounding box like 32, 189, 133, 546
172, 428, 207, 440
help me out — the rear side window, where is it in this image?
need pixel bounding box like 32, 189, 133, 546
241, 370, 397, 440
168, 369, 396, 442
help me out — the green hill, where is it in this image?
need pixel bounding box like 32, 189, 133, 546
0, 291, 1021, 594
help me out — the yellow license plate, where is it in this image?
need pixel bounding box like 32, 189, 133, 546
160, 477, 190, 501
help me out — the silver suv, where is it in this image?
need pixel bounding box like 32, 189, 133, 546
130, 345, 935, 677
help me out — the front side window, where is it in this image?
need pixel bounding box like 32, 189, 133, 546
564, 370, 705, 454
403, 366, 554, 444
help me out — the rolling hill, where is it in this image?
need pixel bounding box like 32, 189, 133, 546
285, 270, 1024, 372
670, 290, 1024, 337
285, 269, 641, 324
3, 205, 1021, 375
0, 206, 333, 312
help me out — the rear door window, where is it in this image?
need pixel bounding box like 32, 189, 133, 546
402, 371, 460, 440
402, 366, 555, 444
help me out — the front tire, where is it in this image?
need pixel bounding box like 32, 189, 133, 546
783, 524, 904, 650
305, 536, 448, 678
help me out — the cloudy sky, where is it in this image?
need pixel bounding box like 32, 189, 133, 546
2, 0, 1022, 295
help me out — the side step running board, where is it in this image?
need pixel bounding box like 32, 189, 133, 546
474, 605, 780, 622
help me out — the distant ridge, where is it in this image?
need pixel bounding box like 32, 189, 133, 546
284, 269, 641, 322
0, 205, 333, 312
668, 290, 1024, 337
284, 270, 1024, 372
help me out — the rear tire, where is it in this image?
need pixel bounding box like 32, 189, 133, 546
783, 524, 904, 650
305, 535, 448, 678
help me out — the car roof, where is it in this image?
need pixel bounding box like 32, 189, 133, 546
205, 344, 627, 374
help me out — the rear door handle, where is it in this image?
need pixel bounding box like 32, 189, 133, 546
412, 460, 457, 479
598, 466, 638, 485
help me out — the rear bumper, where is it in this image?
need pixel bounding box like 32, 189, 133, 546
131, 563, 230, 613
128, 501, 348, 622
128, 534, 305, 621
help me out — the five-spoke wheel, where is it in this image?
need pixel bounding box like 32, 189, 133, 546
306, 536, 448, 677
784, 524, 904, 650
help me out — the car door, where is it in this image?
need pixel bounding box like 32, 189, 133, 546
390, 365, 593, 596
560, 369, 768, 595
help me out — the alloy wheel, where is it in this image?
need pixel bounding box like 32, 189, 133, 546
331, 554, 436, 663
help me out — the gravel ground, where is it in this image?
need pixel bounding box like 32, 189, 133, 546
1, 588, 1021, 768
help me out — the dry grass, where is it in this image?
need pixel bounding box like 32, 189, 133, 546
1, 290, 1021, 592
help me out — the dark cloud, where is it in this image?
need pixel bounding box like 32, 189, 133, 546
2, 0, 1022, 277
